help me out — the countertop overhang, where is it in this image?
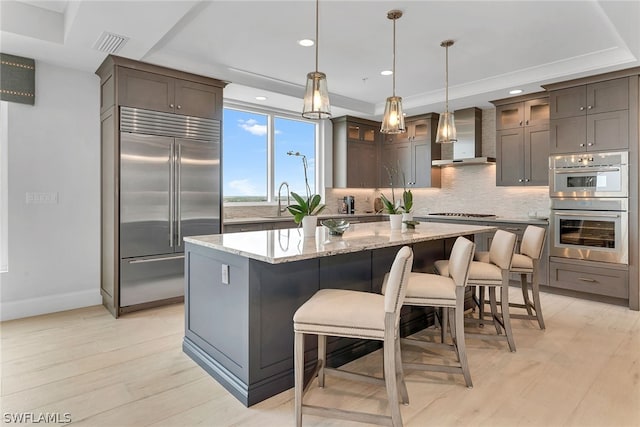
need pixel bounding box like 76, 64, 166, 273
185, 221, 496, 264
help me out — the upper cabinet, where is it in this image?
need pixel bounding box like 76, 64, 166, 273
496, 97, 549, 130
118, 67, 223, 120
491, 93, 549, 186
380, 114, 441, 188
548, 77, 629, 153
332, 116, 380, 188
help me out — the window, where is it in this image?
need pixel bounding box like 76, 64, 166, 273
223, 106, 319, 203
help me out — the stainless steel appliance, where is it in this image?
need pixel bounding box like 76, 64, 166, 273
119, 107, 221, 307
549, 151, 628, 198
549, 151, 629, 265
550, 198, 628, 264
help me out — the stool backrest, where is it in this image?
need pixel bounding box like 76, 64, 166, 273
383, 246, 414, 321
489, 230, 517, 270
520, 226, 546, 260
448, 237, 476, 287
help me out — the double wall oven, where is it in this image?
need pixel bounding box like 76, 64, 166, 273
549, 151, 628, 264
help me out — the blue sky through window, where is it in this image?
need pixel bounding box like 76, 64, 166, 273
223, 108, 316, 202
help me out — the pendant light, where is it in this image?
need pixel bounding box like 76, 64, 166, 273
380, 10, 406, 134
302, 0, 331, 119
436, 40, 457, 143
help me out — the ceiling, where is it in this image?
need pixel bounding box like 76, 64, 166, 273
1, 0, 639, 119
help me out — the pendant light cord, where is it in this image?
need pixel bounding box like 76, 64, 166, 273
444, 43, 449, 112
392, 16, 396, 96
315, 0, 319, 73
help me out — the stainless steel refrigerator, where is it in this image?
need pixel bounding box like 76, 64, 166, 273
119, 107, 220, 307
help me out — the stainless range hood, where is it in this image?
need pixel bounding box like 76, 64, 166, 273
432, 107, 495, 167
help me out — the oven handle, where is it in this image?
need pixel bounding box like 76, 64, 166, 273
553, 212, 621, 218
553, 167, 620, 174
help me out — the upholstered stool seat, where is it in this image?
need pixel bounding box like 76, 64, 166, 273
293, 246, 414, 427
383, 237, 476, 388
435, 230, 518, 352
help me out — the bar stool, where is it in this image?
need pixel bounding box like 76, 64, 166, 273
293, 246, 413, 427
435, 230, 518, 352
383, 236, 476, 388
475, 225, 547, 329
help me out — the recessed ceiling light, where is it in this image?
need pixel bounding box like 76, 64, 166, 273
509, 89, 523, 95
298, 39, 314, 47
380, 70, 393, 76
255, 96, 267, 101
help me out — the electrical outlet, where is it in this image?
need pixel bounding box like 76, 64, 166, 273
221, 264, 229, 284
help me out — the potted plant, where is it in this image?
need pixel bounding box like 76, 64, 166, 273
401, 172, 413, 222
380, 166, 403, 230
286, 151, 325, 237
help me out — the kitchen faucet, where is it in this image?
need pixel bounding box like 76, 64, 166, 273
277, 181, 290, 216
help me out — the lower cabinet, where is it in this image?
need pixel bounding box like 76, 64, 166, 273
548, 257, 628, 299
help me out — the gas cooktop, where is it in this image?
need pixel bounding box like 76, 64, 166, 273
429, 213, 497, 218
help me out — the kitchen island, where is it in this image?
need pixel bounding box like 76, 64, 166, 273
183, 221, 495, 406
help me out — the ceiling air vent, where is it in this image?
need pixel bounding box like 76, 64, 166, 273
93, 32, 129, 54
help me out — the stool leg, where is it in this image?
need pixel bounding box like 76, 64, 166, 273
394, 334, 409, 405
521, 273, 534, 316
531, 268, 546, 330
318, 334, 326, 387
478, 286, 486, 327
294, 332, 304, 427
488, 287, 502, 335
384, 317, 403, 427
454, 291, 473, 388
500, 281, 516, 352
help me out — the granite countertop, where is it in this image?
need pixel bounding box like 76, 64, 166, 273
224, 212, 382, 225
185, 221, 496, 264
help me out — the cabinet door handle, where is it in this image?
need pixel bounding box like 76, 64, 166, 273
525, 178, 530, 182
578, 277, 597, 283
588, 142, 594, 146
579, 106, 585, 111
579, 143, 585, 147
169, 103, 174, 108
525, 120, 529, 125
587, 105, 593, 110
519, 121, 523, 126
518, 179, 524, 182
177, 105, 182, 110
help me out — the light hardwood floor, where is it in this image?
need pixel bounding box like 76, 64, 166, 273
1, 289, 639, 426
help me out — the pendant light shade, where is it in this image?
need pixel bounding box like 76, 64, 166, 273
302, 0, 331, 119
380, 10, 405, 134
436, 40, 457, 144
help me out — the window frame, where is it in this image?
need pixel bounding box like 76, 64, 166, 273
222, 102, 324, 205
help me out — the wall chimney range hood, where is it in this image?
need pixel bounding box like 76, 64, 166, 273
432, 107, 495, 167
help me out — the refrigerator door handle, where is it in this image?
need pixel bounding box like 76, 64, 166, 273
177, 144, 182, 246
169, 143, 175, 247
128, 255, 185, 264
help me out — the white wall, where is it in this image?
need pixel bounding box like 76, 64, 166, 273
0, 61, 101, 321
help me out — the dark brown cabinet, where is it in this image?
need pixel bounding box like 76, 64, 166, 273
549, 77, 629, 153
118, 67, 222, 120
332, 116, 380, 188
496, 97, 549, 130
380, 114, 441, 188
492, 93, 549, 186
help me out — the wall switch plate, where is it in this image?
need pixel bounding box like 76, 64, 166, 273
26, 192, 58, 204
221, 264, 229, 284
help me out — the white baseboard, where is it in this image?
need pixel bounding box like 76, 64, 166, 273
0, 289, 102, 321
